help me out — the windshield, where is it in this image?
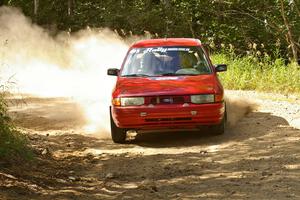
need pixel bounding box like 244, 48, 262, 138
121, 46, 212, 77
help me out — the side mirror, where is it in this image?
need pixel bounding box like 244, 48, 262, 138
215, 64, 227, 72
107, 68, 120, 76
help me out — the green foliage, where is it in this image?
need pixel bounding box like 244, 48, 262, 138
1, 0, 299, 60
0, 94, 32, 160
212, 50, 300, 95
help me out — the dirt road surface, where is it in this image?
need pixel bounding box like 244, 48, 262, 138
1, 90, 300, 200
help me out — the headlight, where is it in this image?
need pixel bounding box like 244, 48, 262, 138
113, 97, 145, 106
191, 94, 214, 104
121, 97, 144, 106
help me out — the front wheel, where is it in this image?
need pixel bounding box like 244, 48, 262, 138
210, 116, 225, 135
110, 108, 126, 143
210, 103, 227, 135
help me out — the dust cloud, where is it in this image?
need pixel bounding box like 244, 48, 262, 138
0, 6, 130, 138
225, 96, 258, 127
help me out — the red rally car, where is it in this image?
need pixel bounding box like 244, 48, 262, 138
107, 38, 227, 143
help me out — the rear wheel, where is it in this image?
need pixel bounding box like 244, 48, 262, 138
110, 108, 126, 143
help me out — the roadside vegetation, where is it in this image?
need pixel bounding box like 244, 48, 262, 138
0, 82, 32, 161
211, 44, 300, 96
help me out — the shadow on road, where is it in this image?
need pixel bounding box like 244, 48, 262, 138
130, 111, 290, 148
2, 96, 300, 199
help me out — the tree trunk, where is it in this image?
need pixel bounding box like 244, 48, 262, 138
34, 0, 39, 17
163, 0, 170, 37
68, 0, 73, 16
280, 0, 298, 61
188, 16, 195, 38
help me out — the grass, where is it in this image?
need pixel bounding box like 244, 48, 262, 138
0, 93, 32, 161
211, 52, 300, 96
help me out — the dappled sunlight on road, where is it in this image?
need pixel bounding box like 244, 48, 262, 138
2, 92, 300, 199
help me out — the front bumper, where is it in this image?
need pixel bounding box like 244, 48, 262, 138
111, 102, 225, 130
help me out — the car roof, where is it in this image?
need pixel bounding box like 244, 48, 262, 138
131, 38, 202, 48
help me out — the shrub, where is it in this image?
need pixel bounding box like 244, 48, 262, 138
212, 51, 300, 96
0, 93, 32, 160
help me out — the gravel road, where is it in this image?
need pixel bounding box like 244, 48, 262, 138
0, 90, 300, 200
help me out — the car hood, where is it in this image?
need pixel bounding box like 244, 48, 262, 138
114, 75, 217, 97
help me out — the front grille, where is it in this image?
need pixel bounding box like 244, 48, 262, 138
145, 117, 192, 122
148, 96, 186, 105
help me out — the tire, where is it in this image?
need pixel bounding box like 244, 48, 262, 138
211, 107, 227, 135
211, 116, 225, 135
110, 108, 126, 143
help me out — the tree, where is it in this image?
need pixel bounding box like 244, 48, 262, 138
1, 0, 299, 60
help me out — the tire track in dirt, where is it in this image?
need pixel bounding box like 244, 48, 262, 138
1, 90, 299, 200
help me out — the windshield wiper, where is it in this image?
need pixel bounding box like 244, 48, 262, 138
122, 74, 151, 77
159, 73, 199, 76
159, 73, 177, 76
